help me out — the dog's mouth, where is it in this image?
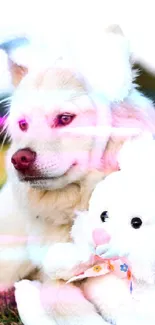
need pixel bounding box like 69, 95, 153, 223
20, 162, 77, 184
21, 176, 57, 182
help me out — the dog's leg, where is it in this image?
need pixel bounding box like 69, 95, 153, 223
0, 183, 33, 289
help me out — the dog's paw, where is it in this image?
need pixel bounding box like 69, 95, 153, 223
15, 279, 41, 303
15, 280, 57, 325
15, 280, 44, 325
15, 279, 41, 290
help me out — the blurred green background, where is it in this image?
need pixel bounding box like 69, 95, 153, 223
0, 144, 8, 188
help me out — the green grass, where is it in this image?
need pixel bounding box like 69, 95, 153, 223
0, 290, 22, 324
0, 307, 21, 325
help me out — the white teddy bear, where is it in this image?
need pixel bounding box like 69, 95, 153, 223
15, 133, 155, 325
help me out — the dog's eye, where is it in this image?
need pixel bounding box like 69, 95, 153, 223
55, 113, 76, 127
18, 119, 28, 131
131, 217, 142, 229
100, 211, 109, 222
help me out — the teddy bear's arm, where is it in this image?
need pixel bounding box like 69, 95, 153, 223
41, 241, 92, 280
40, 212, 94, 280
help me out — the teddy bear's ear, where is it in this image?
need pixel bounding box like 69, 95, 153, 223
118, 132, 155, 175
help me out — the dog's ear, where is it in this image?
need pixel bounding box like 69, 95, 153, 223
0, 37, 29, 87
8, 59, 28, 87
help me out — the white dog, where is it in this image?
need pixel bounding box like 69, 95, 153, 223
15, 134, 155, 325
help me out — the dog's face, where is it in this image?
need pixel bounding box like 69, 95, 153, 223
7, 67, 110, 190
89, 172, 155, 279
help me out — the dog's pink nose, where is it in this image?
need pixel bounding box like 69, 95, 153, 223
92, 228, 111, 246
11, 148, 36, 171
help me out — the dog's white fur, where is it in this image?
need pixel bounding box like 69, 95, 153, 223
16, 135, 155, 325
1, 28, 155, 324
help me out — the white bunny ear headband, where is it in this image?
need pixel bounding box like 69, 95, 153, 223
118, 132, 155, 181
70, 24, 133, 103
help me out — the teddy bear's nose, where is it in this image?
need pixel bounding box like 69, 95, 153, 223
92, 228, 111, 246
11, 148, 36, 171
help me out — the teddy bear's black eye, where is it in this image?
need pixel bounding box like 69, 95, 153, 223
131, 217, 142, 229
100, 211, 109, 222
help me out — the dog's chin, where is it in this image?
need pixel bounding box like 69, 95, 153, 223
19, 163, 86, 190
25, 176, 70, 190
